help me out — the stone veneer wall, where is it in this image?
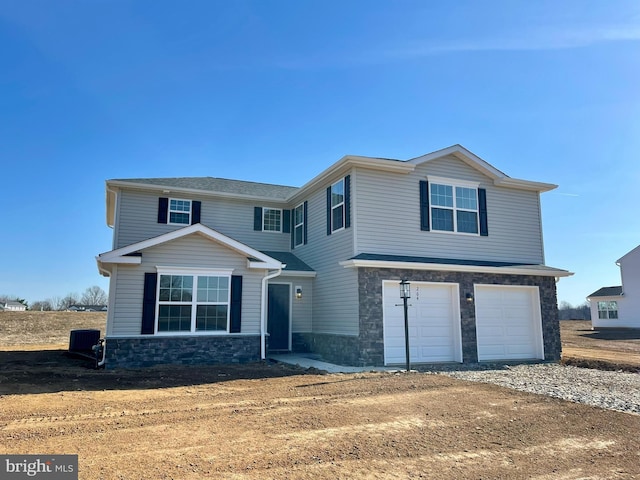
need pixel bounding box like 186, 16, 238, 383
105, 335, 261, 369
292, 332, 361, 366
357, 268, 561, 366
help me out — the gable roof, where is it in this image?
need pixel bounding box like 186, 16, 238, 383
587, 286, 623, 298
106, 144, 557, 225
109, 177, 298, 200
617, 244, 640, 264
97, 223, 283, 275
261, 251, 315, 275
408, 145, 557, 192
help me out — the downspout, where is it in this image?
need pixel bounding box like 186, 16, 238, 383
261, 268, 282, 360
96, 258, 111, 368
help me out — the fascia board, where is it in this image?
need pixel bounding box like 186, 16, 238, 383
106, 186, 117, 227
98, 224, 283, 269
248, 260, 285, 270
276, 270, 317, 278
494, 178, 557, 192
339, 259, 573, 277
106, 180, 292, 204
586, 294, 623, 301
287, 156, 414, 204
98, 255, 141, 265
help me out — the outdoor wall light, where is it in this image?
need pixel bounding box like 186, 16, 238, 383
295, 286, 303, 299
466, 292, 474, 303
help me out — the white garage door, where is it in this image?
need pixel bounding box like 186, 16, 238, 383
383, 281, 462, 365
475, 285, 544, 361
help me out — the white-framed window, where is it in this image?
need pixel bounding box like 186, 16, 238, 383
156, 269, 231, 334
169, 198, 192, 225
597, 301, 618, 320
429, 177, 479, 234
294, 203, 305, 247
262, 207, 282, 232
330, 178, 345, 232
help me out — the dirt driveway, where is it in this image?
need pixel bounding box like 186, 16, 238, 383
1, 348, 639, 479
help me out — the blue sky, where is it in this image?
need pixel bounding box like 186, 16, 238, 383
1, 0, 638, 306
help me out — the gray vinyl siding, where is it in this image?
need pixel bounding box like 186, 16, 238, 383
274, 276, 314, 333
354, 155, 545, 264
290, 178, 359, 336
109, 234, 264, 336
115, 189, 290, 252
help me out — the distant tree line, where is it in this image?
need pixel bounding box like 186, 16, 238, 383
558, 301, 591, 320
0, 286, 108, 311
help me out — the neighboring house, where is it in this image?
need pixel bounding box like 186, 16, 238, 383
587, 245, 640, 328
96, 144, 572, 368
68, 305, 108, 312
2, 301, 27, 312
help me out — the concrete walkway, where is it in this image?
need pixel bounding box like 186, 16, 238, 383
269, 354, 396, 374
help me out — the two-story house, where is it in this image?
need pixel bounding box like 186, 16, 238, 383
96, 145, 572, 368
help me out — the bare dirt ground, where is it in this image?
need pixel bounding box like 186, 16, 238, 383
1, 312, 639, 479
560, 320, 640, 371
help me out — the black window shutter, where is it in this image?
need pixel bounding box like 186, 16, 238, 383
229, 275, 243, 333
303, 201, 308, 245
141, 272, 157, 334
345, 175, 351, 229
419, 181, 430, 231
283, 209, 291, 234
326, 187, 332, 235
254, 207, 263, 231
191, 201, 201, 225
478, 188, 488, 236
158, 198, 169, 224
290, 208, 295, 249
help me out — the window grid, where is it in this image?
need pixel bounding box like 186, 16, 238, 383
430, 183, 479, 234
294, 204, 304, 247
597, 301, 618, 320
263, 208, 282, 232
157, 274, 230, 333
169, 199, 191, 225
331, 179, 345, 232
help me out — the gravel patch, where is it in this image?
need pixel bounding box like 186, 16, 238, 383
435, 363, 640, 415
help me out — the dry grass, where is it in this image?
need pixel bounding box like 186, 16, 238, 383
0, 311, 106, 348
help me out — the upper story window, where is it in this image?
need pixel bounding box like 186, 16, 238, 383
169, 199, 192, 225
326, 175, 351, 236
294, 203, 305, 247
253, 207, 290, 234
156, 271, 231, 333
262, 208, 282, 232
330, 179, 345, 232
158, 197, 201, 226
419, 179, 488, 236
597, 301, 618, 320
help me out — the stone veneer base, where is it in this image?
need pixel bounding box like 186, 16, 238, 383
292, 270, 561, 368
105, 335, 261, 369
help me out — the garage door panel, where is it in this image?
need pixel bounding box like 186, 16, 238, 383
475, 286, 543, 361
383, 282, 461, 365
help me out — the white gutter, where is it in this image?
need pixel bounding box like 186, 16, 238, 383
339, 259, 573, 277
260, 268, 282, 360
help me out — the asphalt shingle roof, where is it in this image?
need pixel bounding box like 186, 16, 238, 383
587, 286, 623, 298
261, 251, 314, 272
112, 177, 299, 200
350, 253, 538, 268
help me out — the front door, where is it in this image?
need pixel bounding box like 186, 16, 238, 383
268, 284, 290, 351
